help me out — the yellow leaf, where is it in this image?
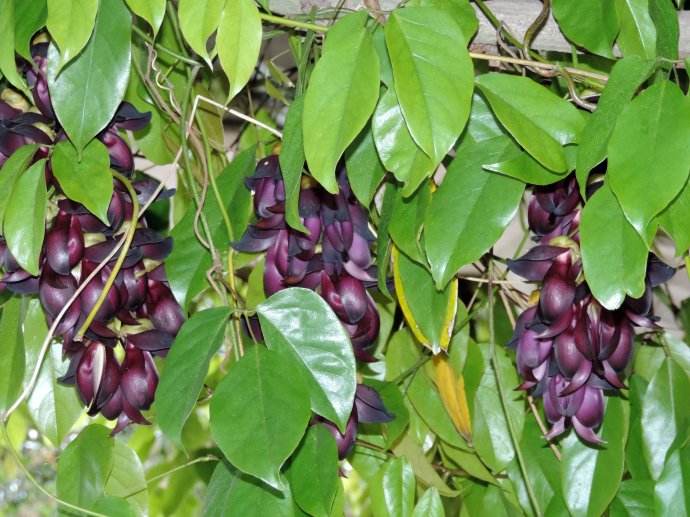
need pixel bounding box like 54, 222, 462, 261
432, 354, 472, 443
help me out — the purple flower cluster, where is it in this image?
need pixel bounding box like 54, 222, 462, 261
0, 45, 183, 433
507, 177, 673, 443
236, 157, 391, 457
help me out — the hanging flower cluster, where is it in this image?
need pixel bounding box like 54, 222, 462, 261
236, 157, 392, 457
507, 177, 674, 443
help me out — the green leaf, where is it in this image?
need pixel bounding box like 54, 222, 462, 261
125, 0, 165, 35
385, 6, 473, 163
580, 182, 647, 310
0, 0, 29, 93
210, 346, 311, 489
654, 446, 690, 515
608, 80, 690, 237
388, 181, 431, 265
4, 159, 47, 276
484, 148, 564, 186
157, 308, 230, 449
288, 425, 339, 517
392, 432, 458, 497
257, 288, 356, 431
47, 0, 131, 151
345, 123, 386, 206
303, 11, 380, 193
205, 461, 296, 517
46, 0, 98, 69
57, 424, 114, 511
475, 73, 586, 172
105, 439, 148, 516
24, 300, 81, 446
0, 144, 38, 228
412, 488, 444, 517
51, 139, 113, 223
92, 496, 137, 517
217, 0, 262, 100
616, 0, 657, 59
552, 0, 619, 57
278, 95, 307, 233
393, 247, 458, 353
649, 0, 679, 60
178, 0, 224, 67
0, 298, 23, 413
561, 397, 630, 517
660, 177, 690, 255
576, 56, 655, 196
406, 0, 478, 43
370, 457, 415, 517
425, 135, 524, 288
372, 87, 437, 196
13, 0, 47, 61
611, 480, 655, 517
641, 357, 690, 480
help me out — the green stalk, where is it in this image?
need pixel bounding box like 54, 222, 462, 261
259, 13, 327, 33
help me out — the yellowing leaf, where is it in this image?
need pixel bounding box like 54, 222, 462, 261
432, 354, 472, 442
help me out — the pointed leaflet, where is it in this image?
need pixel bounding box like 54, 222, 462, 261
47, 0, 131, 151
209, 346, 311, 489
413, 488, 444, 517
391, 433, 459, 497
0, 144, 38, 227
303, 11, 380, 193
424, 135, 524, 288
13, 0, 48, 61
0, 298, 23, 413
51, 139, 113, 224
157, 308, 230, 449
608, 80, 690, 237
432, 354, 472, 442
392, 247, 458, 353
552, 0, 619, 57
24, 300, 81, 447
641, 357, 690, 480
385, 6, 473, 163
406, 0, 478, 43
561, 397, 629, 517
649, 0, 679, 61
104, 439, 148, 516
345, 123, 386, 206
484, 148, 564, 186
576, 56, 655, 196
370, 457, 415, 517
46, 0, 98, 70
616, 0, 657, 59
580, 182, 647, 310
654, 447, 690, 516
0, 0, 29, 94
4, 159, 47, 276
217, 0, 262, 100
279, 95, 307, 232
475, 73, 586, 172
257, 288, 357, 431
178, 0, 224, 67
125, 0, 165, 35
372, 87, 437, 196
388, 181, 431, 265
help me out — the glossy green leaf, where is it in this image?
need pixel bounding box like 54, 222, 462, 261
370, 457, 415, 517
475, 73, 586, 172
576, 56, 655, 195
664, 334, 690, 379
641, 356, 690, 480
393, 247, 458, 353
0, 298, 23, 413
561, 397, 629, 517
0, 0, 29, 93
0, 144, 38, 228
616, 0, 657, 59
210, 345, 311, 489
654, 446, 690, 515
288, 424, 339, 517
413, 488, 444, 517
125, 0, 165, 35
425, 135, 524, 288
484, 147, 564, 186
392, 432, 458, 497
57, 424, 114, 511
279, 95, 307, 232
257, 288, 356, 431
580, 182, 647, 310
303, 11, 380, 193
204, 461, 296, 517
178, 0, 224, 67
51, 139, 113, 223
407, 0, 478, 42
608, 80, 690, 237
345, 123, 386, 206
388, 181, 431, 265
441, 443, 496, 485
365, 379, 409, 449
660, 177, 690, 255
385, 6, 473, 163
46, 0, 98, 69
217, 0, 262, 100
372, 88, 437, 195
552, 0, 619, 57
610, 480, 655, 517
105, 439, 148, 516
24, 300, 81, 447
13, 0, 47, 61
92, 496, 137, 517
157, 308, 230, 449
4, 159, 47, 276
47, 0, 131, 151
649, 0, 679, 60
